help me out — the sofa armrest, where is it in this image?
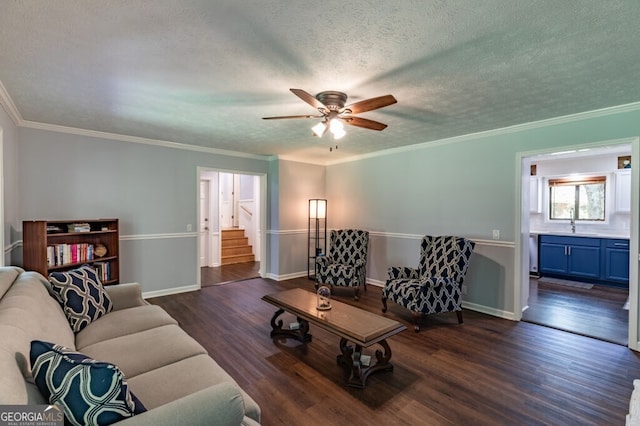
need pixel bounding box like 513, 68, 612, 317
104, 282, 148, 311
117, 383, 246, 426
242, 416, 261, 426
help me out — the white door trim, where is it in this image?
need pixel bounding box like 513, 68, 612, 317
196, 167, 267, 288
514, 136, 639, 350
199, 179, 210, 267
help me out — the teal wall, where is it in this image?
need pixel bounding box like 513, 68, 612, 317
4, 100, 640, 318
326, 106, 640, 315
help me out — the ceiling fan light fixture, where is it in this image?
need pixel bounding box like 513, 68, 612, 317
332, 127, 346, 140
312, 121, 327, 137
328, 118, 345, 139
332, 130, 346, 140
266, 89, 397, 139
329, 118, 343, 132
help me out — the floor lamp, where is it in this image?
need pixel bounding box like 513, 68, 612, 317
308, 199, 327, 280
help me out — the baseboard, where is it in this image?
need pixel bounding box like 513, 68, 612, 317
266, 271, 309, 281
142, 284, 199, 299
366, 278, 384, 288
462, 300, 517, 321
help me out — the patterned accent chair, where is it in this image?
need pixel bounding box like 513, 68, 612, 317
382, 235, 475, 331
315, 229, 369, 301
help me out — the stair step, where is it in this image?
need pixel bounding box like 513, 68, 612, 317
222, 229, 246, 239
222, 245, 253, 256
220, 228, 254, 265
222, 237, 249, 248
221, 253, 255, 265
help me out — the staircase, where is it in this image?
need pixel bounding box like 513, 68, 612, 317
221, 229, 255, 265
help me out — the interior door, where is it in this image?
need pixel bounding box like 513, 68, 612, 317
199, 180, 210, 267
232, 174, 240, 228
220, 173, 233, 229
220, 173, 241, 228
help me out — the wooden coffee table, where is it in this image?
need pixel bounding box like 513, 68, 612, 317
262, 288, 406, 388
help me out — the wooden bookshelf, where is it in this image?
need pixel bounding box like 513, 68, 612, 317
22, 219, 120, 285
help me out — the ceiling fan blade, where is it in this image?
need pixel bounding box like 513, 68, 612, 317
342, 95, 397, 114
262, 114, 323, 120
290, 88, 329, 112
342, 116, 388, 131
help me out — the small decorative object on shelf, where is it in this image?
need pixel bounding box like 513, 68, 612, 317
316, 285, 332, 311
94, 243, 107, 258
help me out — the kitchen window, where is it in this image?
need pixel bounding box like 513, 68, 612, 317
548, 176, 606, 221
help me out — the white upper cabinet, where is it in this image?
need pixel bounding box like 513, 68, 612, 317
615, 169, 631, 212
530, 177, 542, 213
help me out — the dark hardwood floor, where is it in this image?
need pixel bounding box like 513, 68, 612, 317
522, 277, 629, 346
148, 276, 640, 425
200, 261, 260, 287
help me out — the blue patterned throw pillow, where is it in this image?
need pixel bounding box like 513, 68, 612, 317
30, 340, 146, 426
48, 265, 113, 332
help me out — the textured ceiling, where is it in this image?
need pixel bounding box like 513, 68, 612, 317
1, 1, 640, 164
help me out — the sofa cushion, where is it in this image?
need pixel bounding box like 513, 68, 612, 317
30, 340, 146, 426
116, 383, 247, 426
48, 265, 113, 332
75, 305, 178, 350
79, 325, 207, 378
0, 271, 77, 406
0, 267, 22, 300
126, 354, 261, 423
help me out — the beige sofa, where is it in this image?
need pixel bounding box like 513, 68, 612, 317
0, 266, 261, 425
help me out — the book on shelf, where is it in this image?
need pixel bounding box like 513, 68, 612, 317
92, 261, 111, 282
46, 225, 63, 234
67, 223, 91, 232
47, 243, 95, 267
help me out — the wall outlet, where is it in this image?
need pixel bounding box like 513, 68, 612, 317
492, 229, 500, 240
187, 224, 193, 232
462, 285, 468, 295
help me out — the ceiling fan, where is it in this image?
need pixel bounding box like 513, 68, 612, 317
263, 89, 397, 140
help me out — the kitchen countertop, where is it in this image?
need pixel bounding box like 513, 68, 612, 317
531, 230, 629, 239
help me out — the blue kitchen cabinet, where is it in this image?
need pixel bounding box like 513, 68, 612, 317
539, 235, 601, 279
539, 238, 571, 275
604, 239, 630, 283
539, 234, 629, 287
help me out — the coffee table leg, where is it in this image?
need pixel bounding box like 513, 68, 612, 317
269, 309, 312, 342
337, 338, 394, 388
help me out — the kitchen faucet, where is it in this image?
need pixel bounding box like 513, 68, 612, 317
569, 208, 576, 233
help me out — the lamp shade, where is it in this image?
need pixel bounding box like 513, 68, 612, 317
312, 121, 327, 137
309, 199, 327, 219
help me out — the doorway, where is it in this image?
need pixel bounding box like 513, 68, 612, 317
517, 139, 639, 348
523, 276, 629, 344
197, 168, 266, 287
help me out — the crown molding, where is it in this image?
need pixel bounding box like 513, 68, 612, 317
0, 79, 274, 161
325, 101, 640, 166
0, 80, 23, 126
3, 74, 640, 165
21, 120, 274, 161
